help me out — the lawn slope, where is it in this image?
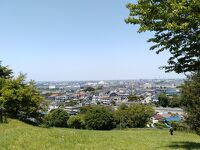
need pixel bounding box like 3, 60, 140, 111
0, 120, 200, 150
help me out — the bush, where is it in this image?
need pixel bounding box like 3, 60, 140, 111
114, 104, 154, 128
169, 121, 190, 131
154, 122, 165, 129
196, 128, 200, 136
67, 115, 85, 129
44, 108, 69, 127
84, 106, 115, 130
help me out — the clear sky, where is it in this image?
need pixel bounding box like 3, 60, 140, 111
0, 0, 184, 81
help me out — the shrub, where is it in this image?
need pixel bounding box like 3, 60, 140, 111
154, 122, 165, 129
84, 106, 115, 130
44, 108, 69, 127
169, 121, 190, 131
114, 104, 154, 128
67, 115, 85, 129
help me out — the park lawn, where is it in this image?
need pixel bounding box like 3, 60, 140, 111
0, 119, 200, 150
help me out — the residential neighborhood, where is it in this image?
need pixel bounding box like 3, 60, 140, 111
36, 79, 184, 127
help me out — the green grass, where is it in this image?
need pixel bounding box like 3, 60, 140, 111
0, 120, 200, 150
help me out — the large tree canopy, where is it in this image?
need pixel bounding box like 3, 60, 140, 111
125, 0, 200, 73
0, 62, 44, 121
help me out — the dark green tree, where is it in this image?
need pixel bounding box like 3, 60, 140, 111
169, 94, 181, 107
113, 105, 129, 129
0, 61, 12, 79
84, 106, 115, 130
44, 108, 69, 127
181, 71, 200, 132
125, 0, 200, 73
128, 94, 139, 102
67, 115, 85, 129
158, 93, 169, 107
84, 87, 95, 92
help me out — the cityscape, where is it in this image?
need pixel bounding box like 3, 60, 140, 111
37, 79, 184, 121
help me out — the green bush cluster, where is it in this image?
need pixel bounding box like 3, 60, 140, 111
43, 104, 154, 130
67, 115, 85, 129
169, 121, 190, 131
84, 106, 115, 130
114, 104, 154, 128
44, 109, 69, 127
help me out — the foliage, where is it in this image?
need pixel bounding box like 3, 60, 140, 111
169, 121, 190, 131
0, 62, 12, 123
95, 85, 103, 90
154, 122, 165, 129
114, 104, 154, 128
125, 0, 200, 73
0, 74, 43, 119
114, 108, 129, 129
66, 100, 78, 106
0, 61, 13, 79
158, 93, 170, 107
84, 87, 95, 92
156, 93, 181, 107
79, 106, 93, 114
181, 71, 200, 132
127, 94, 139, 102
0, 62, 44, 124
169, 94, 181, 107
44, 108, 69, 127
67, 115, 85, 129
84, 106, 115, 130
111, 100, 116, 106
118, 103, 128, 110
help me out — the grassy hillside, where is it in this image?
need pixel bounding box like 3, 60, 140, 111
0, 120, 200, 150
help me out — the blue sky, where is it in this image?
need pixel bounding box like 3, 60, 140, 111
0, 0, 184, 81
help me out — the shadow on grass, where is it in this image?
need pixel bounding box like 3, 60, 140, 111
165, 141, 200, 150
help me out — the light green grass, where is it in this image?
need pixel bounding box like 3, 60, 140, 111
0, 119, 200, 150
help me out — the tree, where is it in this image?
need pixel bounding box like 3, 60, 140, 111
125, 0, 200, 73
113, 104, 129, 129
84, 106, 115, 130
84, 87, 95, 92
0, 62, 44, 122
0, 62, 14, 123
158, 93, 169, 107
0, 61, 12, 79
1, 74, 43, 119
44, 108, 69, 127
169, 94, 181, 107
67, 115, 85, 129
128, 94, 139, 102
114, 104, 154, 128
118, 103, 128, 110
181, 71, 200, 131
